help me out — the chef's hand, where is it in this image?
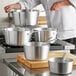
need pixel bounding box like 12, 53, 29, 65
51, 0, 72, 10
4, 3, 21, 13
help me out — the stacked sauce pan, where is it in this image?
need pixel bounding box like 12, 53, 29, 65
23, 27, 57, 60
4, 9, 57, 60
8, 9, 39, 27
4, 26, 57, 60
4, 9, 74, 75
4, 9, 39, 46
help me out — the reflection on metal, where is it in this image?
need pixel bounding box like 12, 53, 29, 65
3, 58, 74, 76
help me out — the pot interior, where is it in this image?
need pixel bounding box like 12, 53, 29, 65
49, 57, 73, 63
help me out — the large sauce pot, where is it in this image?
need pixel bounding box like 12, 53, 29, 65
24, 42, 50, 60
4, 27, 32, 46
8, 9, 39, 27
32, 27, 57, 43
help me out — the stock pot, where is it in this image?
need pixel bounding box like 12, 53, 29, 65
4, 27, 32, 46
25, 10, 39, 26
8, 9, 39, 27
8, 10, 26, 27
32, 27, 57, 43
24, 42, 50, 60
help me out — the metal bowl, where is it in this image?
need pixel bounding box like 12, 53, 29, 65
48, 57, 73, 74
24, 42, 50, 60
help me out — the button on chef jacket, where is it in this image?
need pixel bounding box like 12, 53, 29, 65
19, 0, 76, 40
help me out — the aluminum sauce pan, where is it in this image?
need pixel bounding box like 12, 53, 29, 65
24, 42, 50, 60
48, 57, 73, 74
4, 27, 32, 46
32, 27, 57, 43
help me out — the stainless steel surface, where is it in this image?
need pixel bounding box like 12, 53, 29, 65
25, 10, 39, 26
3, 58, 76, 76
48, 57, 73, 74
0, 62, 14, 76
8, 9, 39, 27
50, 39, 75, 50
24, 42, 50, 60
33, 27, 57, 43
8, 10, 26, 27
3, 59, 24, 76
0, 47, 14, 76
24, 68, 49, 76
4, 27, 32, 46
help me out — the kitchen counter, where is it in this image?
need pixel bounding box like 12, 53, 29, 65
3, 58, 76, 76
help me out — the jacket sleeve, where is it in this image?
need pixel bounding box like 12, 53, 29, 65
19, 0, 41, 9
69, 0, 76, 7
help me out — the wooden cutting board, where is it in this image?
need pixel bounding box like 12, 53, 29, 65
38, 16, 47, 25
17, 52, 76, 69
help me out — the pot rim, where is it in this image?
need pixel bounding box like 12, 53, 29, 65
9, 9, 39, 13
4, 27, 32, 31
33, 27, 57, 32
49, 57, 73, 63
24, 42, 50, 46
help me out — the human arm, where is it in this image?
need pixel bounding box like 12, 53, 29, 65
4, 0, 41, 13
4, 3, 21, 12
51, 0, 75, 10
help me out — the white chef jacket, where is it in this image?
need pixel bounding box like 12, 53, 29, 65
19, 0, 76, 40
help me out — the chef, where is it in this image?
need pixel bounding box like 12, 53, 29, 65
4, 0, 76, 54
